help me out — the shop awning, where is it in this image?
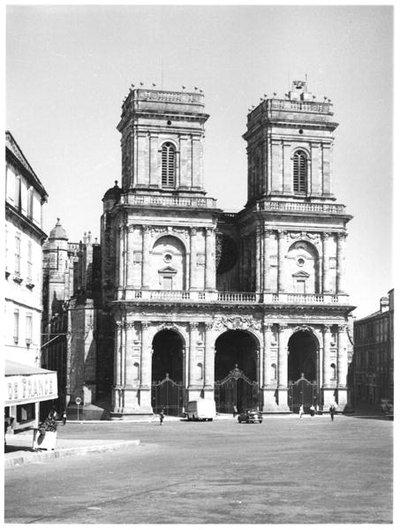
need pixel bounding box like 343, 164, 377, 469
4, 360, 58, 406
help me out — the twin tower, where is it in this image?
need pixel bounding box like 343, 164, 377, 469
98, 81, 353, 418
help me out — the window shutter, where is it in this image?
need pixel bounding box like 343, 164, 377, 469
293, 151, 307, 194
161, 143, 176, 188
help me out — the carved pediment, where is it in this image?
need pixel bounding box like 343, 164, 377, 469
292, 270, 310, 278
158, 266, 177, 274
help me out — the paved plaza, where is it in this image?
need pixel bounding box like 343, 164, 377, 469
4, 414, 393, 524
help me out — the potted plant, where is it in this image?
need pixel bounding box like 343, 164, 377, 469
33, 410, 58, 451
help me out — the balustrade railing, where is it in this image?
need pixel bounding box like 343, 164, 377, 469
120, 289, 348, 305
121, 194, 217, 209
257, 200, 346, 215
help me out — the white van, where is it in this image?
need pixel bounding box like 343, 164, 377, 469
186, 399, 216, 421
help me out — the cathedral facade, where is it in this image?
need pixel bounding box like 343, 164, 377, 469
99, 81, 354, 418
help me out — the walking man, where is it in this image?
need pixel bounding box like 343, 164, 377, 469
329, 403, 336, 421
159, 409, 165, 426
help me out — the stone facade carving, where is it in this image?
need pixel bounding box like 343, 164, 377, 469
213, 315, 262, 331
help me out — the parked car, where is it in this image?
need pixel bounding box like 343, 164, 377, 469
237, 410, 263, 424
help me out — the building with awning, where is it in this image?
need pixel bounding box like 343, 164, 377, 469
5, 360, 58, 431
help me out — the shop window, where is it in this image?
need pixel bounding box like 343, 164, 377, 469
15, 233, 21, 276
27, 240, 33, 283
13, 309, 19, 344
26, 313, 33, 346
27, 187, 34, 219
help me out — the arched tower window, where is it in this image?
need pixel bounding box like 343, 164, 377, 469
293, 150, 307, 194
161, 142, 176, 188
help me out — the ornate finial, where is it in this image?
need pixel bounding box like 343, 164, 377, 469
56, 217, 60, 223
114, 180, 118, 186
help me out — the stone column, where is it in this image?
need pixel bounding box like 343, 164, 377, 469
322, 325, 331, 387
337, 325, 347, 387
189, 228, 197, 290
263, 324, 272, 387
322, 233, 330, 293
126, 225, 135, 288
336, 233, 346, 294
203, 323, 215, 399
119, 226, 125, 288
262, 324, 277, 411
336, 324, 348, 409
277, 231, 286, 292
138, 322, 153, 413
276, 324, 290, 411
205, 228, 215, 290
188, 322, 198, 387
142, 226, 152, 289
263, 230, 271, 292
255, 226, 262, 292
124, 322, 140, 411
112, 321, 124, 413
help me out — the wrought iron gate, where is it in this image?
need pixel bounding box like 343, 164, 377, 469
215, 365, 260, 414
151, 373, 184, 416
288, 374, 318, 413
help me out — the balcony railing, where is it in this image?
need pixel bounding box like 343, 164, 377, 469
257, 200, 346, 215
119, 289, 349, 305
121, 194, 217, 209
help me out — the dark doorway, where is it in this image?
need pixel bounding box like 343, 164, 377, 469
288, 330, 319, 412
214, 330, 259, 413
151, 330, 184, 415
288, 330, 318, 383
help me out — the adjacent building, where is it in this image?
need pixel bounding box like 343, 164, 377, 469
41, 224, 100, 416
352, 289, 394, 407
4, 131, 57, 432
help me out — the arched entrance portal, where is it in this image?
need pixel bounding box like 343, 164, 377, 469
151, 330, 184, 416
214, 330, 259, 414
288, 330, 319, 412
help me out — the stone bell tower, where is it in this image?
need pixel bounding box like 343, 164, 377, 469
240, 80, 354, 411
117, 88, 209, 195
243, 80, 336, 205
101, 87, 221, 418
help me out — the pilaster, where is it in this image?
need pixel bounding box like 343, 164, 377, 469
276, 324, 290, 411
142, 226, 152, 289
336, 233, 346, 294
278, 230, 286, 292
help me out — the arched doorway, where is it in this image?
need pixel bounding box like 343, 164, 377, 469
151, 329, 184, 416
214, 330, 259, 414
287, 330, 319, 412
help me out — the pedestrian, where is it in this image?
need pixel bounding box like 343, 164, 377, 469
159, 409, 165, 426
299, 405, 304, 419
232, 404, 238, 418
310, 404, 315, 417
62, 411, 67, 425
329, 403, 336, 421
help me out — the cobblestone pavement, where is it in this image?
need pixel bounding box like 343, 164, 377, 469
4, 414, 393, 524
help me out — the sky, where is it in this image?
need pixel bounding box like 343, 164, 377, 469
6, 3, 394, 319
